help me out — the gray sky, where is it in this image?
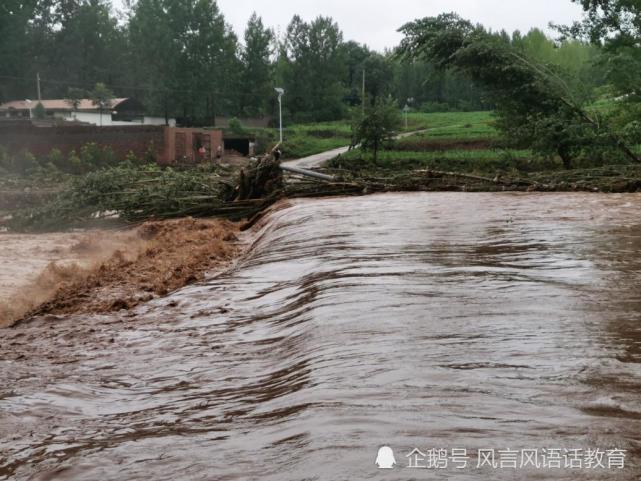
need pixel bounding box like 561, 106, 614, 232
215, 0, 585, 51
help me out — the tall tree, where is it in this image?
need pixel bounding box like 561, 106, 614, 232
128, 0, 241, 124
361, 53, 393, 105
240, 13, 274, 117
0, 1, 52, 101
49, 0, 125, 95
560, 0, 641, 138
127, 0, 179, 123
563, 0, 641, 42
341, 41, 370, 106
278, 15, 346, 122
65, 87, 85, 118
89, 81, 114, 126
352, 97, 401, 161
398, 13, 638, 167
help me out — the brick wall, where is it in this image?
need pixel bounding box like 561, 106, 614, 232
162, 128, 223, 165
0, 124, 165, 160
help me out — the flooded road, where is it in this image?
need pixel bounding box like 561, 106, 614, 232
1, 192, 641, 480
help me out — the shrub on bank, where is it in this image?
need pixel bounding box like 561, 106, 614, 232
0, 143, 149, 176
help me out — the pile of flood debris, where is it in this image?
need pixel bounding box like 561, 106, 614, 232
317, 164, 641, 194
4, 156, 284, 232
5, 148, 641, 235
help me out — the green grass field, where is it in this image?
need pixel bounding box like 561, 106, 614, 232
403, 111, 498, 139
248, 120, 352, 159
330, 147, 562, 177
270, 111, 498, 159
281, 121, 352, 158
268, 110, 520, 175
327, 111, 544, 176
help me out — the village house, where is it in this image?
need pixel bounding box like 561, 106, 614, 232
0, 98, 176, 127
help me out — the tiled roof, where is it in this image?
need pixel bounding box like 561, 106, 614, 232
0, 98, 129, 111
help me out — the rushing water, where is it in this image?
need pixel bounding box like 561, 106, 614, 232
1, 193, 641, 481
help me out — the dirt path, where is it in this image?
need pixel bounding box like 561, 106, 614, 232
282, 129, 428, 170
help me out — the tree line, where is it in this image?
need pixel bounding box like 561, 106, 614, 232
0, 0, 604, 126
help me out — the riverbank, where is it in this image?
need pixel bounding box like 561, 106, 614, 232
0, 218, 241, 327
319, 111, 641, 194
320, 163, 641, 193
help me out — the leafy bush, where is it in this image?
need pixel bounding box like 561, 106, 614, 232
33, 102, 46, 119
228, 117, 247, 135
67, 150, 83, 174
13, 150, 39, 174
80, 143, 117, 170
352, 98, 402, 160
253, 129, 277, 155
46, 149, 65, 170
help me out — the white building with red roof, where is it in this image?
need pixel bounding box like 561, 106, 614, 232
0, 98, 175, 127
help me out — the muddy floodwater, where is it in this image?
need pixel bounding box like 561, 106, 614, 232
1, 193, 641, 480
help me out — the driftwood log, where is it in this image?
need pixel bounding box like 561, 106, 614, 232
235, 146, 284, 201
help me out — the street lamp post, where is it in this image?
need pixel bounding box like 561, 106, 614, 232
403, 98, 415, 130
403, 104, 410, 130
275, 88, 284, 144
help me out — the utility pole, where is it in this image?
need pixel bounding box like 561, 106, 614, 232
36, 73, 41, 101
361, 69, 365, 115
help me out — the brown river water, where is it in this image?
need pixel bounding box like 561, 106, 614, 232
1, 192, 641, 480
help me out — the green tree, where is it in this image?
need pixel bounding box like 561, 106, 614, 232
33, 101, 46, 119
0, 0, 126, 101
0, 1, 50, 101
361, 53, 394, 105
398, 13, 638, 167
515, 28, 602, 103
562, 1, 641, 44
65, 87, 85, 117
89, 82, 114, 126
240, 13, 274, 117
129, 0, 241, 123
352, 98, 402, 161
186, 0, 242, 121
560, 0, 641, 134
279, 15, 347, 122
127, 0, 180, 123
341, 41, 370, 106
49, 0, 125, 95
390, 55, 488, 112
228, 117, 247, 135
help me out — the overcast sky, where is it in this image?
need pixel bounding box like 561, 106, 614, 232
212, 0, 585, 51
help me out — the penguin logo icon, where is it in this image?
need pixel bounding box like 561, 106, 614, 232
375, 446, 397, 469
